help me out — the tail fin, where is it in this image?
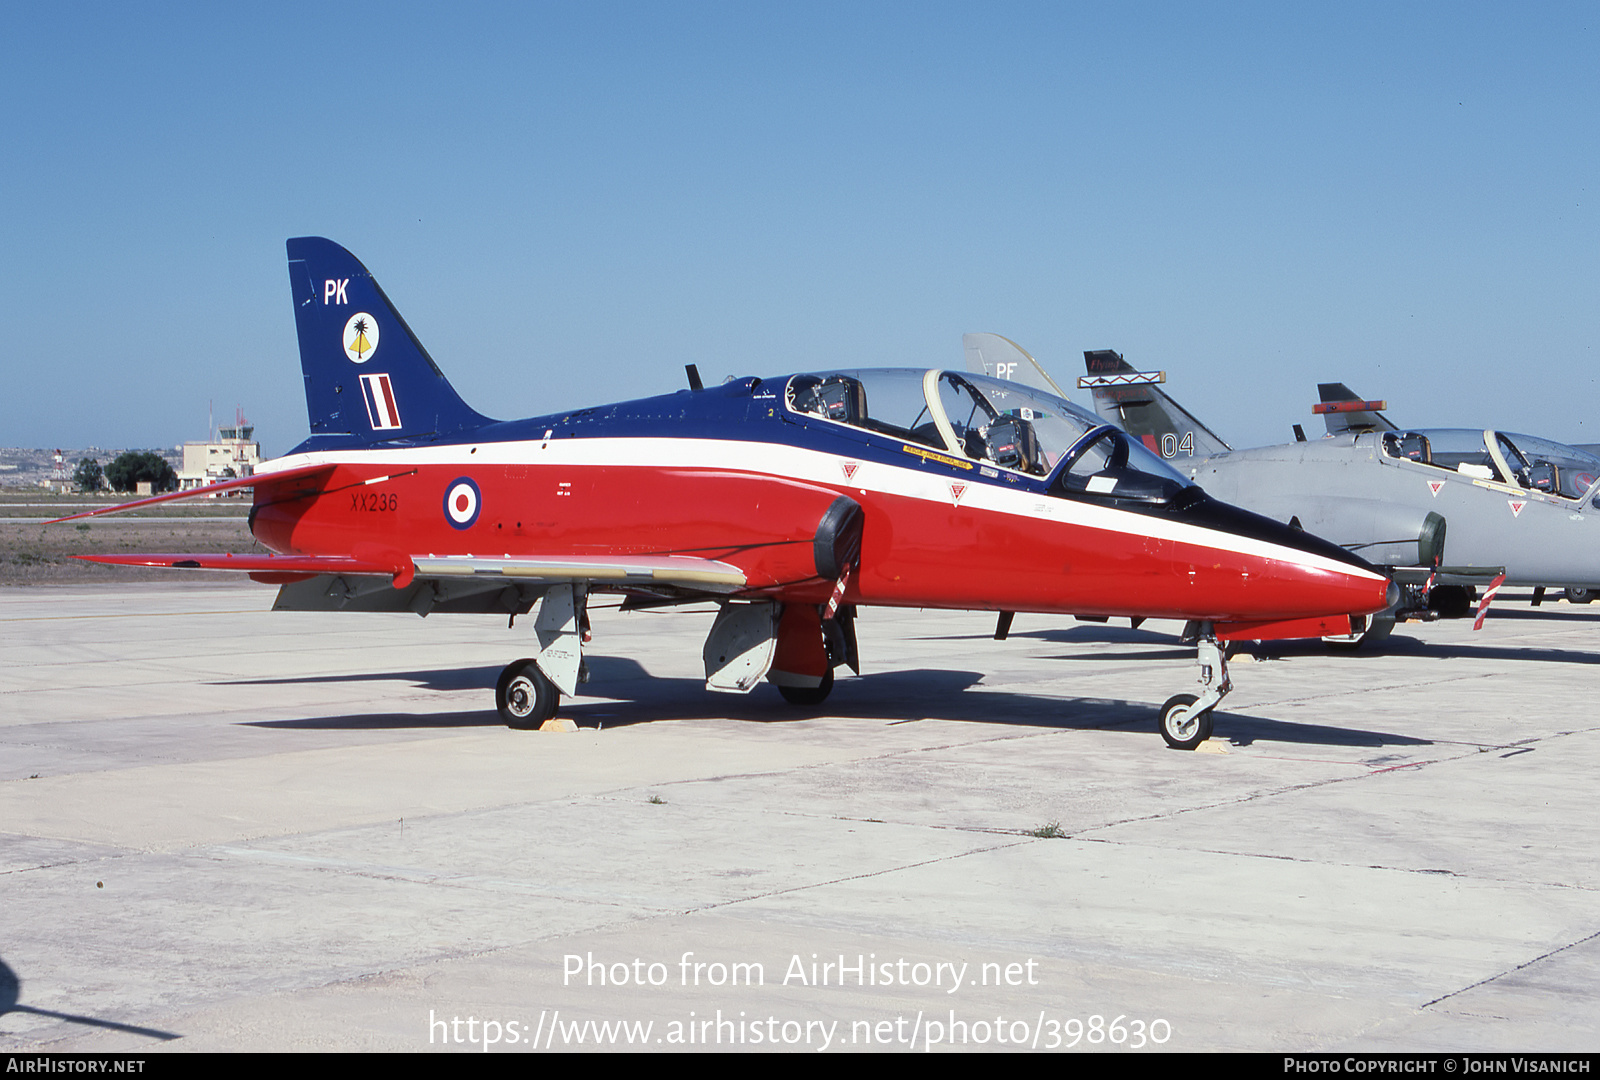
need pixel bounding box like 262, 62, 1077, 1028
1315, 382, 1396, 436
961, 333, 1071, 398
285, 237, 491, 446
1079, 349, 1232, 458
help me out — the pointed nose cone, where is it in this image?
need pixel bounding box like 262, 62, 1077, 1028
1168, 491, 1393, 622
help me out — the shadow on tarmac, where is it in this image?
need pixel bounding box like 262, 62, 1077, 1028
0, 956, 178, 1042
1242, 633, 1600, 666
237, 665, 1431, 749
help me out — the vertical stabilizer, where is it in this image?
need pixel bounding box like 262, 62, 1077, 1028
962, 333, 1071, 398
286, 237, 492, 446
1079, 350, 1232, 458
1315, 383, 1396, 436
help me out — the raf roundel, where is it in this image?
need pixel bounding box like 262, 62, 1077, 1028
443, 477, 482, 529
343, 312, 380, 363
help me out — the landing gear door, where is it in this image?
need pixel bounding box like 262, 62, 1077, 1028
704, 601, 781, 693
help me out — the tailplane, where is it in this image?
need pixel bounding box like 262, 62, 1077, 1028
286, 237, 491, 447
1079, 350, 1231, 458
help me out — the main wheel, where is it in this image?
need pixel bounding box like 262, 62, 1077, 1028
1566, 587, 1595, 604
497, 658, 559, 729
1159, 693, 1213, 750
778, 667, 834, 706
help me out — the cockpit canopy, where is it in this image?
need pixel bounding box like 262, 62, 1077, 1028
1381, 428, 1600, 505
787, 369, 1195, 505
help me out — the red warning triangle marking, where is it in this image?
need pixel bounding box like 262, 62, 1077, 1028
1427, 480, 1444, 497
1509, 499, 1527, 518
840, 460, 859, 480
950, 482, 968, 506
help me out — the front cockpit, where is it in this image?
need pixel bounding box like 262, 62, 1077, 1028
786, 368, 1196, 507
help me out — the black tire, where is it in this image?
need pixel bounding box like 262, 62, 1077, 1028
1427, 585, 1473, 619
1566, 587, 1596, 605
1158, 693, 1213, 750
497, 658, 559, 729
778, 667, 834, 706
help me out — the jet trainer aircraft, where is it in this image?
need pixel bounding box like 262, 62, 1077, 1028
57, 239, 1392, 750
1066, 346, 1600, 646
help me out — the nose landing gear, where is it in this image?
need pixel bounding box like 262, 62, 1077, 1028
1161, 625, 1230, 750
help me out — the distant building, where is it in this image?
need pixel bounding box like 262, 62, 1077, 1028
179, 414, 262, 491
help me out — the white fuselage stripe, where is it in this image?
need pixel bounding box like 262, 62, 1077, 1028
257, 437, 1384, 582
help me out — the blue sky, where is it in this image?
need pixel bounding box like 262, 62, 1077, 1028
3, 2, 1595, 454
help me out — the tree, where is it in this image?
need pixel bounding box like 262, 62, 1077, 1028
104, 451, 178, 494
72, 458, 103, 492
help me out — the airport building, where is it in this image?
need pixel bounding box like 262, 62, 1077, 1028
178, 412, 262, 490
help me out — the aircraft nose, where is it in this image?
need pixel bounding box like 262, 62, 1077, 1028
1172, 491, 1393, 620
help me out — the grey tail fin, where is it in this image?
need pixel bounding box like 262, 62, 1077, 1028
1079, 350, 1231, 459
961, 333, 1071, 398
1315, 383, 1397, 436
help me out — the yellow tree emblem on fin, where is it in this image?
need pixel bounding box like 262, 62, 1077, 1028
349, 317, 373, 360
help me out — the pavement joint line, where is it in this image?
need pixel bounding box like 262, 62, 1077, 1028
1251, 671, 1508, 709
691, 837, 1038, 915
1072, 834, 1600, 894
1076, 750, 1483, 834
1075, 720, 1598, 853
1421, 927, 1600, 1010
204, 846, 672, 909
0, 610, 265, 622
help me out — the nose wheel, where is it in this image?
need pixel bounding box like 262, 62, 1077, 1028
497, 658, 560, 729
1160, 625, 1230, 750
1159, 693, 1213, 750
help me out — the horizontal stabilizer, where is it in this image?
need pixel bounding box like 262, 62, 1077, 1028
76, 550, 751, 594
73, 551, 411, 586
1388, 565, 1507, 587
47, 463, 335, 523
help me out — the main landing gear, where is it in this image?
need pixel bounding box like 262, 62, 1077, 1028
1160, 625, 1231, 750
778, 666, 834, 706
497, 583, 586, 729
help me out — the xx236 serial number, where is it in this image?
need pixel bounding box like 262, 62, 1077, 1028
351, 491, 399, 512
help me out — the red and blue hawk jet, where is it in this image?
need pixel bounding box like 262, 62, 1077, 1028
61, 238, 1393, 749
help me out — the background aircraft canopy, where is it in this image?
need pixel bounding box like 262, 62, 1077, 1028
1383, 428, 1600, 504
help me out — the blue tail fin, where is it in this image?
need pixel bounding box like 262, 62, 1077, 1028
286, 237, 491, 447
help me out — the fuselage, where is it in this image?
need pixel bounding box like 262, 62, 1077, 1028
1183, 431, 1600, 587
248, 372, 1390, 623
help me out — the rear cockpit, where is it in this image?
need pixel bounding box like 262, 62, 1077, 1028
1381, 428, 1600, 506
786, 368, 1195, 506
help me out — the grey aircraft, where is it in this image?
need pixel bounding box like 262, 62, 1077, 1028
962, 333, 1600, 646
